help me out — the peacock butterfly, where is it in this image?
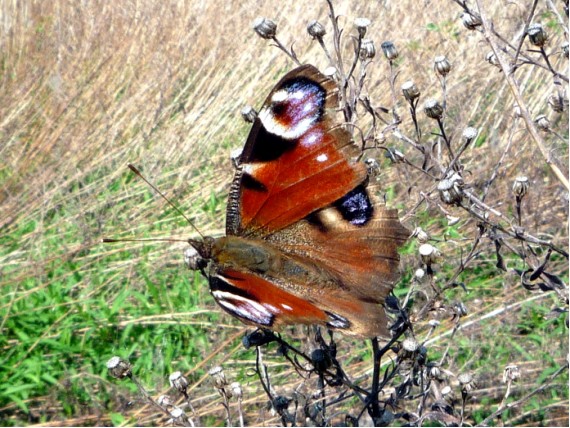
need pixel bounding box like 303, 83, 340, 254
185, 64, 408, 338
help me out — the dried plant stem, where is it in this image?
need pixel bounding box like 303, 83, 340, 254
475, 0, 569, 191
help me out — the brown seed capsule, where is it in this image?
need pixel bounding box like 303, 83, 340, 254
241, 105, 257, 123
107, 356, 132, 379
424, 98, 443, 119
307, 20, 326, 39
381, 41, 399, 60
512, 176, 529, 198
434, 55, 452, 77
359, 39, 376, 60
527, 23, 548, 47
253, 17, 277, 39
461, 12, 481, 30
402, 80, 420, 102
354, 18, 371, 38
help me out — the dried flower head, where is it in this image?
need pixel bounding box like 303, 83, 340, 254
419, 243, 441, 266
169, 371, 189, 394
427, 362, 442, 380
402, 337, 419, 352
485, 51, 500, 67
424, 98, 443, 119
402, 80, 420, 102
548, 94, 565, 113
359, 39, 376, 60
158, 394, 174, 408
434, 55, 452, 77
461, 12, 481, 30
381, 41, 399, 60
527, 23, 548, 47
253, 17, 277, 39
241, 105, 257, 123
208, 365, 228, 390
453, 301, 468, 317
535, 114, 550, 131
462, 126, 478, 144
503, 364, 521, 383
307, 20, 326, 39
512, 176, 529, 198
411, 226, 429, 243
458, 372, 476, 393
230, 381, 243, 400
415, 268, 426, 280
107, 356, 132, 379
323, 66, 337, 78
354, 18, 371, 37
438, 171, 464, 205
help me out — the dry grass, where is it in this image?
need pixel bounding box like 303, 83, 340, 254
1, 0, 568, 426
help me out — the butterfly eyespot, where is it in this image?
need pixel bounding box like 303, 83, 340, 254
334, 184, 374, 226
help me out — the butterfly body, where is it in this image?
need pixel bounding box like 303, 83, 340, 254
187, 65, 408, 338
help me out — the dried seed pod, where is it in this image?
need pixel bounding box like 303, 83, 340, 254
527, 23, 548, 47
208, 365, 228, 390
158, 394, 174, 408
512, 176, 529, 198
453, 301, 468, 317
169, 371, 190, 395
434, 55, 452, 77
253, 17, 277, 39
402, 337, 419, 353
411, 226, 429, 243
503, 365, 521, 383
438, 171, 464, 205
241, 105, 257, 123
424, 98, 443, 119
535, 114, 551, 131
458, 372, 476, 393
401, 80, 420, 102
548, 94, 565, 113
462, 126, 478, 145
359, 39, 376, 60
107, 356, 132, 379
354, 18, 371, 38
485, 51, 500, 67
381, 41, 399, 60
461, 12, 481, 30
230, 382, 243, 400
307, 20, 326, 39
415, 268, 426, 280
419, 243, 441, 266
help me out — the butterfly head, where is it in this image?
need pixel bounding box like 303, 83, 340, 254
185, 237, 215, 272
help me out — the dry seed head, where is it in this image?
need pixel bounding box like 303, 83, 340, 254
402, 80, 420, 102
307, 20, 326, 39
512, 103, 523, 118
402, 337, 419, 352
453, 301, 468, 317
424, 98, 443, 119
107, 356, 132, 379
535, 114, 551, 131
169, 371, 189, 394
434, 55, 452, 77
241, 105, 257, 123
323, 66, 337, 78
411, 226, 429, 243
415, 268, 426, 280
158, 394, 174, 407
381, 41, 399, 60
208, 365, 228, 390
458, 372, 476, 393
419, 243, 441, 265
253, 17, 277, 39
428, 363, 442, 380
462, 126, 478, 145
512, 176, 529, 198
438, 171, 464, 205
230, 382, 243, 399
359, 39, 376, 60
485, 51, 500, 67
548, 94, 565, 113
354, 18, 371, 37
461, 12, 481, 30
441, 385, 452, 396
527, 23, 548, 47
503, 365, 521, 383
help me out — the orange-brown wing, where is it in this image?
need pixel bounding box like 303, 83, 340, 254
226, 65, 366, 237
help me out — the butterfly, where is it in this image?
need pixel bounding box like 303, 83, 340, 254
185, 64, 408, 338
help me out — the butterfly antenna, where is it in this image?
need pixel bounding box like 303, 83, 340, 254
127, 163, 204, 239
